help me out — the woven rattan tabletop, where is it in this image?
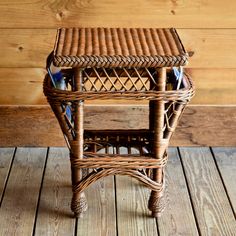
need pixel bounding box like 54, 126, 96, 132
53, 28, 188, 68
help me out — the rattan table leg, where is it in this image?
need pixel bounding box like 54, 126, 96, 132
70, 68, 88, 218
148, 68, 167, 217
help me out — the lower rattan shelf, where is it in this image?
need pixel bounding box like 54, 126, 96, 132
77, 129, 168, 169
84, 129, 151, 155
70, 129, 168, 209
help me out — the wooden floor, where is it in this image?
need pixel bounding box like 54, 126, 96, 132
0, 147, 235, 236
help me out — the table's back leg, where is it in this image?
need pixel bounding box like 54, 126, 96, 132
148, 68, 167, 217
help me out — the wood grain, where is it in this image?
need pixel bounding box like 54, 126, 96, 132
0, 105, 235, 147
179, 147, 236, 235
0, 148, 15, 202
77, 176, 116, 235
34, 147, 75, 236
0, 106, 64, 147
0, 147, 235, 235
178, 29, 236, 68
0, 29, 55, 68
1, 68, 236, 105
115, 145, 156, 236
1, 29, 236, 68
175, 106, 236, 146
188, 68, 236, 105
116, 176, 158, 236
0, 68, 47, 105
0, 148, 47, 236
158, 148, 199, 235
0, 0, 235, 28
35, 147, 116, 235
212, 147, 236, 215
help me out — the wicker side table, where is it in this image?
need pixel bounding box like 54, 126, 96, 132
44, 28, 194, 218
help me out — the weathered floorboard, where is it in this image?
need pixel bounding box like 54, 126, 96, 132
76, 147, 117, 236
34, 148, 75, 236
0, 148, 47, 236
212, 147, 236, 216
116, 175, 158, 236
157, 148, 199, 235
77, 176, 116, 236
179, 147, 236, 235
0, 147, 235, 235
0, 148, 15, 203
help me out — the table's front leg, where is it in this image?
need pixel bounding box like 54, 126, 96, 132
70, 68, 88, 218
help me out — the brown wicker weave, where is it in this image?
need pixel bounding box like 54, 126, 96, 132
53, 28, 188, 68
43, 27, 194, 218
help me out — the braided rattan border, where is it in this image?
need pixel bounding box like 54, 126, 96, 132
53, 54, 188, 68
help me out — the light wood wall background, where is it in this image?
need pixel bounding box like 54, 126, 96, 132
0, 0, 236, 146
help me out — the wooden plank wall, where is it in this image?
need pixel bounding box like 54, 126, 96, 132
0, 0, 235, 146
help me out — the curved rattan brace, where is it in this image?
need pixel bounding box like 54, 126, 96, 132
72, 168, 165, 195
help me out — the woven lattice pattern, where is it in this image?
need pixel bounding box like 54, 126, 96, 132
44, 69, 194, 101
82, 68, 157, 92
53, 28, 188, 68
